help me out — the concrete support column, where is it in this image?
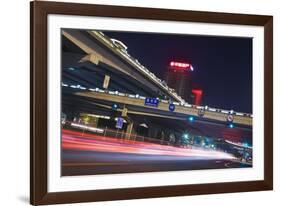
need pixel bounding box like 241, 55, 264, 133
125, 122, 134, 140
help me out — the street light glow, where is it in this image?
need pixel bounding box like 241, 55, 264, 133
112, 103, 118, 110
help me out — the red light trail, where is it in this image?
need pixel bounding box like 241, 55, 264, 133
62, 129, 234, 160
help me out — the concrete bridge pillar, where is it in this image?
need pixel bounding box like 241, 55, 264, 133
122, 106, 134, 140
125, 122, 134, 140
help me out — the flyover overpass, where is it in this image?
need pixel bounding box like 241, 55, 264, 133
62, 86, 252, 143
75, 90, 251, 127
62, 29, 185, 102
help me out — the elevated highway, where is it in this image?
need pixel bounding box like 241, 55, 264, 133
62, 84, 252, 127
75, 91, 252, 127
62, 29, 184, 102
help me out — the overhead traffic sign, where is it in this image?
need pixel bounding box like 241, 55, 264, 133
145, 97, 159, 107
116, 117, 124, 129
169, 103, 175, 112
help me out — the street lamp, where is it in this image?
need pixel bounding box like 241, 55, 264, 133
112, 103, 118, 110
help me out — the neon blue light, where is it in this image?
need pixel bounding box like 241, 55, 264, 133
229, 123, 234, 128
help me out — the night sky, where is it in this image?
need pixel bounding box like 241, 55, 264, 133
104, 31, 252, 113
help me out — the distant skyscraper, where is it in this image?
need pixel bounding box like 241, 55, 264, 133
164, 61, 193, 103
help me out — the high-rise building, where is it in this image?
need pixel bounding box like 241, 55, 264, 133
164, 61, 194, 103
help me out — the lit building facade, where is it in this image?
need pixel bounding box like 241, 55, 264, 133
164, 61, 194, 103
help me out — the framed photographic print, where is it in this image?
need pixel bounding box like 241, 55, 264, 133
30, 1, 273, 205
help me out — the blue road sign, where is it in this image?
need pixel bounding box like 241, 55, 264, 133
169, 103, 175, 112
116, 117, 123, 129
145, 97, 159, 107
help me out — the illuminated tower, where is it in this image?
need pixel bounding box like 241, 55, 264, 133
164, 61, 194, 103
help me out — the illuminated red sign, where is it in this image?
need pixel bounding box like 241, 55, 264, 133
192, 89, 203, 105
169, 61, 193, 71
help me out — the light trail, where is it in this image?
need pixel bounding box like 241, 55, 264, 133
62, 129, 235, 160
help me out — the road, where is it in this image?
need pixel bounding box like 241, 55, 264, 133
61, 129, 251, 176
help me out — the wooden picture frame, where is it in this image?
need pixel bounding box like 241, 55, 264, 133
30, 1, 273, 205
